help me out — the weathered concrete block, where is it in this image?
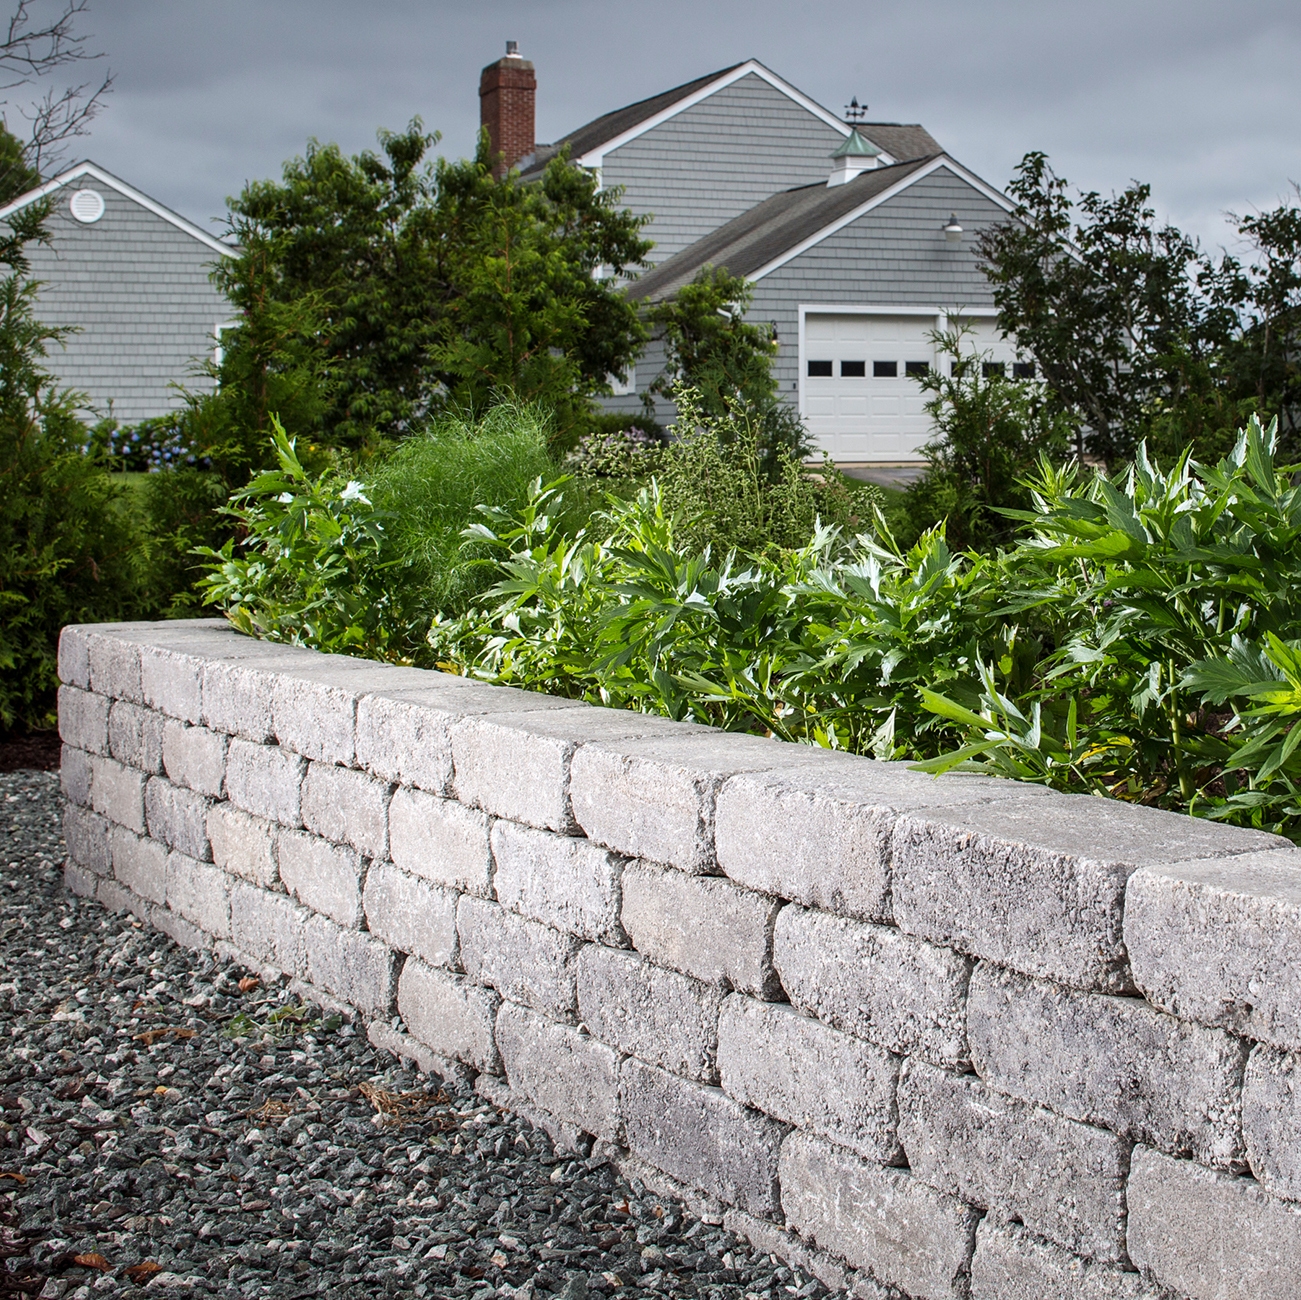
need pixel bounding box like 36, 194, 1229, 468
201, 658, 280, 742
58, 686, 110, 755
206, 803, 278, 888
145, 775, 212, 861
1125, 848, 1301, 1049
1127, 1144, 1301, 1300
620, 859, 779, 997
109, 824, 168, 905
364, 860, 458, 969
891, 795, 1282, 994
272, 660, 436, 765
97, 873, 149, 919
620, 1057, 786, 1217
229, 881, 308, 975
451, 706, 684, 834
970, 1217, 1154, 1300
897, 1059, 1129, 1262
58, 624, 93, 689
304, 913, 396, 1017
569, 731, 822, 873
139, 643, 204, 724
161, 720, 227, 797
300, 761, 391, 858
90, 755, 147, 833
355, 690, 456, 794
64, 859, 97, 899
721, 1209, 865, 1299
496, 1001, 621, 1140
491, 820, 626, 945
968, 961, 1247, 1168
1244, 1044, 1301, 1201
577, 944, 721, 1082
459, 896, 579, 1019
277, 829, 364, 927
716, 763, 1032, 924
718, 995, 901, 1163
87, 632, 143, 703
108, 700, 166, 774
152, 903, 208, 952
165, 851, 231, 938
272, 670, 357, 766
774, 904, 970, 1067
398, 959, 500, 1074
63, 804, 111, 876
779, 1130, 977, 1300
224, 738, 305, 827
60, 744, 92, 807
388, 786, 492, 896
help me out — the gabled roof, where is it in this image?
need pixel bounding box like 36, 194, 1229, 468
521, 59, 947, 181
627, 154, 1013, 302
0, 160, 234, 257
519, 64, 743, 178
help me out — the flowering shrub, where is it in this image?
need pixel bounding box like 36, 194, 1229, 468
89, 414, 208, 472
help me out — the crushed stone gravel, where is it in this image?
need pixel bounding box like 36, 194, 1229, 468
1, 770, 833, 1300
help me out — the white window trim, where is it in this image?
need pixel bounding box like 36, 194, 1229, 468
213, 319, 240, 370
607, 365, 636, 397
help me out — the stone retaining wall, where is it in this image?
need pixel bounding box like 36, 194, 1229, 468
56, 619, 1301, 1300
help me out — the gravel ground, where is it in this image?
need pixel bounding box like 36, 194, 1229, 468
1, 770, 830, 1300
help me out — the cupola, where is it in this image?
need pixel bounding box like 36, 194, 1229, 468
827, 127, 880, 186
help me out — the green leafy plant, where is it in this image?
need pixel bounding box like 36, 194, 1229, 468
899, 326, 1078, 551
196, 417, 417, 660
0, 271, 152, 732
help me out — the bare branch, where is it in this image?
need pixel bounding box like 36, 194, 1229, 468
0, 1, 112, 174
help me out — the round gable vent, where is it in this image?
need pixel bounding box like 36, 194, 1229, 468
69, 188, 105, 223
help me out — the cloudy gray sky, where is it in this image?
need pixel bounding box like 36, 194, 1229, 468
21, 0, 1301, 253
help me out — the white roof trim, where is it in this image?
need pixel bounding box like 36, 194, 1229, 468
746, 155, 1016, 284
577, 60, 886, 168
0, 160, 234, 257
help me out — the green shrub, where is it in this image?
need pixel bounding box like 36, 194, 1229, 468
367, 402, 557, 616
196, 418, 420, 660
429, 415, 1301, 838
899, 327, 1077, 551
569, 387, 878, 555
0, 276, 151, 732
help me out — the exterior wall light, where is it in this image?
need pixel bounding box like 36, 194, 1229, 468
943, 214, 964, 243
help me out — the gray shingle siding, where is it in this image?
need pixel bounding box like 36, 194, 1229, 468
603, 72, 845, 265
19, 187, 231, 423
751, 167, 1010, 403
608, 166, 1011, 420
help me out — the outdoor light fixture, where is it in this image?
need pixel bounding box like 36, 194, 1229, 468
943, 214, 964, 243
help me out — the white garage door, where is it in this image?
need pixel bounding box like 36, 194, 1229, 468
801, 312, 1022, 462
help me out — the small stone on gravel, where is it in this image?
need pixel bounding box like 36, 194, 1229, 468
0, 771, 823, 1299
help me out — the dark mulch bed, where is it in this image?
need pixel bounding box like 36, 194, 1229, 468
0, 733, 60, 774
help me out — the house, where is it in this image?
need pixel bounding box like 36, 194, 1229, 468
0, 161, 233, 424
483, 47, 1023, 464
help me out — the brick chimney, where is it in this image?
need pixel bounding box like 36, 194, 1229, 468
479, 41, 536, 179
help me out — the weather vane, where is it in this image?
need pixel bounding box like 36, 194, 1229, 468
845, 96, 868, 123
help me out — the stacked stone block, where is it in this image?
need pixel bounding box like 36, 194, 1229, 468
58, 620, 1301, 1300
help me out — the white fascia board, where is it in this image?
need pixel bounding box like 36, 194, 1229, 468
578, 60, 870, 169
797, 303, 998, 317
0, 160, 235, 257
748, 156, 1015, 285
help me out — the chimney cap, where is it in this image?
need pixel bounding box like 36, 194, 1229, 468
505, 40, 520, 56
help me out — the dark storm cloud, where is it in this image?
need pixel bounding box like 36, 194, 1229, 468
36, 0, 1301, 250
